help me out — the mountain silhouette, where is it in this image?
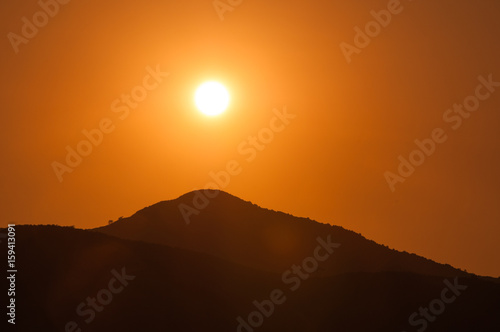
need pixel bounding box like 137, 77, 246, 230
95, 190, 469, 278
7, 224, 500, 331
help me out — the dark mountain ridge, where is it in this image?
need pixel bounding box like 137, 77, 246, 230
95, 190, 470, 278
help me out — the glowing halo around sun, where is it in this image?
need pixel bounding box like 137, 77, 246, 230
195, 81, 230, 116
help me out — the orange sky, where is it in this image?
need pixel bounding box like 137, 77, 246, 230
1, 0, 499, 277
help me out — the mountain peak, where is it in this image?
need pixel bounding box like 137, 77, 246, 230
175, 189, 249, 207
95, 191, 468, 278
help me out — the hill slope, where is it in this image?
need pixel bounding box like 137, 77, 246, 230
95, 190, 468, 278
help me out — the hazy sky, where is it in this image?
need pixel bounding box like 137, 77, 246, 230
1, 0, 499, 277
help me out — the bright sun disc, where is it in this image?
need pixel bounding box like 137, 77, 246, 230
195, 81, 230, 116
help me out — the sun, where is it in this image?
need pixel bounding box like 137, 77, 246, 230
195, 81, 230, 116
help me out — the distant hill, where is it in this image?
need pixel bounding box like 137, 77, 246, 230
8, 225, 500, 331
95, 190, 468, 278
